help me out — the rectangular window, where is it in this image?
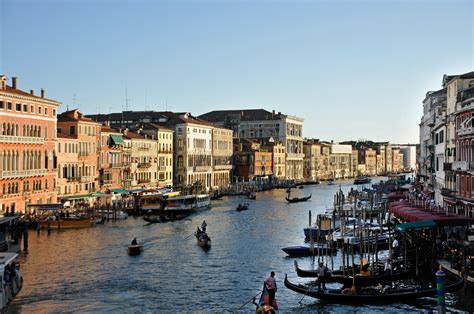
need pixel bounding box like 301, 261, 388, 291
0, 101, 4, 109
7, 102, 12, 110
15, 103, 21, 111
23, 104, 27, 112
70, 126, 76, 135
38, 107, 42, 114
53, 109, 56, 116
45, 108, 48, 115
30, 105, 34, 113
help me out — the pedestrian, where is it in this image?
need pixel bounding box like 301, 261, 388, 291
264, 271, 277, 307
131, 238, 137, 245
316, 262, 327, 291
384, 257, 392, 275
201, 220, 207, 233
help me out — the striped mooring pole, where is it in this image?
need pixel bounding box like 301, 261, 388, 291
436, 266, 446, 314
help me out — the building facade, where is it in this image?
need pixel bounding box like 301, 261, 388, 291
211, 127, 233, 188
99, 124, 124, 190
0, 76, 60, 213
56, 133, 79, 198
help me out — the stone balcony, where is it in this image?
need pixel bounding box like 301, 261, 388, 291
213, 165, 233, 170
0, 135, 44, 144
452, 160, 474, 171
193, 166, 212, 172
80, 176, 92, 183
286, 153, 305, 159
0, 169, 47, 179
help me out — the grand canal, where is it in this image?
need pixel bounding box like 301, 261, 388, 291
8, 179, 473, 313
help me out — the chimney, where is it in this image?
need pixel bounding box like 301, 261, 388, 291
30, 90, 34, 95
12, 77, 17, 89
41, 88, 45, 98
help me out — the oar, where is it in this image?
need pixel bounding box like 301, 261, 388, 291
184, 231, 196, 240
236, 291, 262, 310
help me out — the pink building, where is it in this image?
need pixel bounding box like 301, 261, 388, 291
0, 75, 60, 213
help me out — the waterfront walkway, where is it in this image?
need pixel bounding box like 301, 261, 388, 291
437, 258, 474, 286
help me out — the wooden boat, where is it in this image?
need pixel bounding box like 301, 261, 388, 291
127, 244, 143, 256
236, 203, 249, 211
328, 180, 335, 186
284, 274, 464, 304
143, 213, 189, 223
195, 228, 211, 249
247, 192, 256, 200
354, 176, 372, 185
255, 283, 278, 312
282, 245, 335, 257
293, 261, 411, 285
0, 252, 23, 310
286, 193, 312, 203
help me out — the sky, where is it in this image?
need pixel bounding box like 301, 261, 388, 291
1, 0, 473, 144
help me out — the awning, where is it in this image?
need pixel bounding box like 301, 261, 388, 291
110, 135, 124, 145
59, 194, 94, 200
127, 188, 144, 193
27, 203, 64, 211
395, 220, 437, 232
111, 189, 127, 194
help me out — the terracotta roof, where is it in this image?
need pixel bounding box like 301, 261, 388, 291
2, 85, 60, 104
123, 131, 153, 140
58, 109, 99, 123
143, 123, 173, 132
199, 109, 284, 123
100, 124, 121, 133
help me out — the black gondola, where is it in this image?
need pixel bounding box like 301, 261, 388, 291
143, 213, 190, 223
236, 203, 249, 211
284, 274, 464, 304
286, 193, 312, 203
293, 261, 411, 285
195, 227, 211, 249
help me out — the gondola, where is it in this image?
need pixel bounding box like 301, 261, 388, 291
282, 245, 335, 257
127, 244, 143, 256
143, 213, 189, 223
236, 203, 249, 211
284, 274, 464, 304
195, 228, 211, 249
247, 192, 256, 200
293, 261, 411, 285
286, 193, 312, 203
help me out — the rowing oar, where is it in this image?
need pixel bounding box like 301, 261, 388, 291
298, 279, 316, 304
236, 291, 262, 310
184, 231, 196, 240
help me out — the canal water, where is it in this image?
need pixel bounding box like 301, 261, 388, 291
8, 178, 473, 313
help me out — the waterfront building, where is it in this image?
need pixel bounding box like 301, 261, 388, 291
122, 130, 158, 188
303, 139, 321, 182
233, 139, 273, 182
56, 133, 80, 200
269, 140, 286, 180
449, 71, 474, 215
140, 124, 174, 188
199, 109, 304, 180
400, 145, 417, 171
57, 109, 101, 201
121, 136, 133, 189
99, 124, 124, 190
328, 143, 353, 179
0, 76, 60, 214
391, 147, 402, 173
418, 88, 447, 195
211, 127, 233, 188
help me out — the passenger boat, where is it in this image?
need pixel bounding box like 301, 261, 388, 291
284, 274, 464, 304
286, 193, 312, 203
143, 213, 189, 223
236, 203, 249, 211
127, 244, 143, 256
95, 209, 128, 219
282, 245, 335, 257
0, 252, 23, 310
354, 176, 372, 185
141, 193, 211, 216
293, 261, 412, 285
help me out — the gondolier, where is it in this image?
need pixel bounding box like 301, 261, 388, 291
264, 271, 277, 307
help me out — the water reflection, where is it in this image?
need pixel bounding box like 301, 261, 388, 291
7, 178, 472, 313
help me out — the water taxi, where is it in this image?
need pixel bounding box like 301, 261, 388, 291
141, 193, 211, 216
0, 252, 22, 310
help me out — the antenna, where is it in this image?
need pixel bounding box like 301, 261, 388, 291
144, 89, 147, 111
125, 87, 131, 111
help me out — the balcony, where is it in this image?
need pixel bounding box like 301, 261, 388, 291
157, 166, 167, 171
80, 176, 92, 183
452, 160, 474, 171
138, 163, 151, 168
67, 177, 80, 182
441, 188, 456, 197
457, 126, 474, 136
193, 166, 211, 172
109, 163, 122, 168
0, 135, 45, 144
0, 169, 47, 179
101, 179, 114, 185
138, 178, 151, 184
138, 147, 149, 151
286, 153, 305, 159
213, 165, 233, 170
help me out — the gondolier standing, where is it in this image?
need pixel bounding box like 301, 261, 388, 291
264, 271, 277, 307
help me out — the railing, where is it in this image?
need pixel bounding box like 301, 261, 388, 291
67, 177, 80, 182
452, 161, 474, 171
194, 166, 211, 172
138, 178, 151, 183
157, 166, 167, 171
158, 150, 173, 154
138, 163, 151, 168
109, 163, 122, 168
102, 179, 114, 185
0, 169, 47, 179
457, 126, 474, 136
80, 176, 91, 183
441, 188, 456, 197
213, 165, 233, 170
0, 135, 44, 144
286, 153, 305, 159
138, 147, 149, 151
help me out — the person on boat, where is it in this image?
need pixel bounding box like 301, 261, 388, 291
201, 220, 207, 233
341, 284, 357, 295
131, 238, 137, 245
264, 271, 277, 308
316, 262, 327, 291
392, 236, 400, 259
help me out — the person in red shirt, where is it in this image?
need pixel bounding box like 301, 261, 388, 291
264, 271, 277, 307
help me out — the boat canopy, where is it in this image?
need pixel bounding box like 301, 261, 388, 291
111, 189, 128, 194
27, 203, 64, 211
0, 252, 18, 272
395, 220, 436, 232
